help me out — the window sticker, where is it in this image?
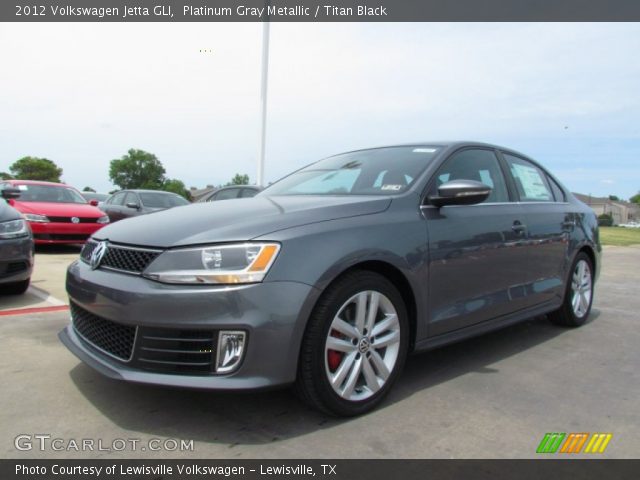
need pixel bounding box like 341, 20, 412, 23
413, 148, 437, 153
512, 163, 551, 200
18, 185, 28, 190
381, 184, 403, 191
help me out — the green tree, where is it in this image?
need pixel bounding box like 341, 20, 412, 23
608, 195, 620, 201
226, 173, 250, 186
631, 192, 640, 204
9, 157, 63, 182
0, 172, 12, 180
83, 186, 96, 192
109, 149, 166, 190
162, 178, 191, 200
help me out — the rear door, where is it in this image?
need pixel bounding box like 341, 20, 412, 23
424, 148, 530, 335
501, 152, 570, 305
103, 192, 127, 222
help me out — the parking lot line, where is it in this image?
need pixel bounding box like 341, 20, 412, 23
0, 304, 69, 316
28, 284, 67, 306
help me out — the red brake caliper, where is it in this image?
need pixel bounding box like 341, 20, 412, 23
327, 329, 343, 371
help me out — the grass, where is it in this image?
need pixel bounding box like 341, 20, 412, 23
599, 226, 640, 246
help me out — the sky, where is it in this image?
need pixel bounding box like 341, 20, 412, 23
1, 22, 639, 199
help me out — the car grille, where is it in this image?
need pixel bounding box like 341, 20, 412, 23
71, 302, 136, 361
136, 328, 217, 375
71, 302, 218, 375
34, 233, 90, 241
81, 240, 161, 274
47, 217, 100, 223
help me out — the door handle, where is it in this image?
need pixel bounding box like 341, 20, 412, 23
512, 220, 527, 235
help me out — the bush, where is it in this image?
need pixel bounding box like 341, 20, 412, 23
598, 213, 614, 227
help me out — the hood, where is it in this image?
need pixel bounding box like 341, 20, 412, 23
0, 200, 22, 222
14, 201, 105, 218
95, 195, 392, 248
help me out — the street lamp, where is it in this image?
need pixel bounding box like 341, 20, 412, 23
256, 2, 271, 187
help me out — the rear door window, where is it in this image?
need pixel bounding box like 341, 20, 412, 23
503, 154, 554, 202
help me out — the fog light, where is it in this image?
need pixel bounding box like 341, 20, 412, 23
216, 331, 246, 374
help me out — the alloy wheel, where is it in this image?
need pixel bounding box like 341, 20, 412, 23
324, 290, 401, 401
571, 259, 592, 318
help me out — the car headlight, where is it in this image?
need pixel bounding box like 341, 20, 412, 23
143, 242, 281, 284
0, 219, 29, 239
23, 213, 49, 223
97, 215, 110, 224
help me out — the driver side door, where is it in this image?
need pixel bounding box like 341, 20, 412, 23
424, 148, 530, 335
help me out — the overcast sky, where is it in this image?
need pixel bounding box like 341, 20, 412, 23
1, 22, 638, 198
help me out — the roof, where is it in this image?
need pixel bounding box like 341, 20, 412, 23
5, 179, 70, 187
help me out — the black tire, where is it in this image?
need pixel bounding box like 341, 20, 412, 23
549, 252, 594, 327
3, 278, 30, 295
295, 270, 409, 416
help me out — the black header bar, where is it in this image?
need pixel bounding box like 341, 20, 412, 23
3, 0, 640, 22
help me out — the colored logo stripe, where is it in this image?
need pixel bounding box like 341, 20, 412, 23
537, 433, 613, 454
584, 433, 613, 453
537, 433, 566, 453
560, 433, 589, 453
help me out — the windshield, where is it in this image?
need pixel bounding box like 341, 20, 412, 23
262, 146, 441, 196
12, 184, 87, 204
139, 192, 190, 208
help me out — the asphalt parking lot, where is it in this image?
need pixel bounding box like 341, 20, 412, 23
1, 245, 638, 459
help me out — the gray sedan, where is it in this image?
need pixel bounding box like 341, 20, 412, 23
60, 142, 600, 416
0, 187, 34, 294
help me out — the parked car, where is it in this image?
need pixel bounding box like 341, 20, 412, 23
80, 192, 109, 207
197, 185, 262, 202
101, 190, 190, 223
0, 180, 109, 245
60, 142, 600, 416
0, 187, 34, 294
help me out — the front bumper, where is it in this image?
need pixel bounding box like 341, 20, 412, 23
62, 260, 319, 390
0, 235, 34, 284
30, 221, 105, 244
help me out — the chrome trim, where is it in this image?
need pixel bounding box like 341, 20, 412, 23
420, 201, 570, 209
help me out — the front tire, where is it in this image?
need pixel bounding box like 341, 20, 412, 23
295, 270, 409, 416
549, 252, 594, 327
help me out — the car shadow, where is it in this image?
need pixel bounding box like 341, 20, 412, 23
69, 310, 599, 446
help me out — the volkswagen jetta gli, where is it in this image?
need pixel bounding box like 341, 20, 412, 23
60, 142, 600, 416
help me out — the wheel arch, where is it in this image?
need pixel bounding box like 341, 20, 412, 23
314, 260, 419, 352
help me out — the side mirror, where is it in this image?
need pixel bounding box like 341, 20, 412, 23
429, 179, 492, 207
1, 187, 22, 200
89, 199, 99, 206
126, 202, 140, 210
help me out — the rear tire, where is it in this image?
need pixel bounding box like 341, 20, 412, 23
295, 270, 409, 416
3, 278, 30, 295
549, 252, 593, 327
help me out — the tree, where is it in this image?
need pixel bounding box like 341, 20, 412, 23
631, 192, 640, 205
109, 149, 166, 190
83, 186, 96, 192
9, 157, 63, 182
162, 178, 191, 200
226, 173, 250, 186
0, 172, 12, 180
608, 195, 620, 201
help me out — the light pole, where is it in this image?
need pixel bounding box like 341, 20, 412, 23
256, 3, 270, 187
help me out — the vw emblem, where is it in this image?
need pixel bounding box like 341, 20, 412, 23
71, 217, 80, 224
90, 241, 108, 270
358, 337, 371, 354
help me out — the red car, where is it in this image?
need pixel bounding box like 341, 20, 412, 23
0, 180, 109, 244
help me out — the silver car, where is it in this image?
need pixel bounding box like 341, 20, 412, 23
60, 142, 600, 416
